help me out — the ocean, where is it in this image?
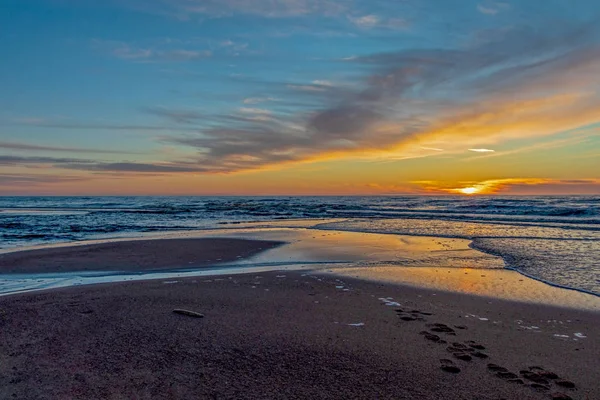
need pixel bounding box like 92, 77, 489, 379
0, 196, 598, 296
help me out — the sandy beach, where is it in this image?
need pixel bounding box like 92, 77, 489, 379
0, 238, 598, 400
0, 238, 284, 273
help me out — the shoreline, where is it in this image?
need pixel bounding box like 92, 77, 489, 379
0, 235, 597, 398
0, 231, 598, 310
2, 223, 598, 302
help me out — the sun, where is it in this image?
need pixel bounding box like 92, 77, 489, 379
459, 186, 479, 195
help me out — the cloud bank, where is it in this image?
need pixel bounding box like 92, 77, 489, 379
145, 20, 600, 173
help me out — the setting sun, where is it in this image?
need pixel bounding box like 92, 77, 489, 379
459, 187, 480, 195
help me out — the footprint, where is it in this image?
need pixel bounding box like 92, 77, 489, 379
452, 353, 472, 361
425, 333, 442, 342
399, 316, 420, 321
555, 380, 575, 389
516, 366, 576, 392
428, 323, 456, 334
440, 359, 461, 373
529, 383, 550, 391
470, 351, 489, 359
520, 371, 550, 385
497, 371, 519, 379
395, 309, 425, 322
529, 366, 545, 371
465, 340, 485, 350
446, 345, 463, 353
487, 364, 508, 373
410, 309, 433, 316
550, 393, 573, 400
418, 331, 447, 344
539, 371, 559, 379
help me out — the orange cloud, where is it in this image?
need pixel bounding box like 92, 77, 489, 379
416, 178, 600, 195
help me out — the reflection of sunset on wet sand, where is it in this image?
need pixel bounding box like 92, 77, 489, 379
329, 266, 600, 310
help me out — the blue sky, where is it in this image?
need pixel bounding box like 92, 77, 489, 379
1, 0, 599, 194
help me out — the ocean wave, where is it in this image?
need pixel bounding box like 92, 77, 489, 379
1, 195, 599, 295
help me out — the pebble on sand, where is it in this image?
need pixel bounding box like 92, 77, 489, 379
173, 309, 205, 318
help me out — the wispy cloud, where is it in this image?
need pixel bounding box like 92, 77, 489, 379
61, 162, 209, 173
239, 107, 272, 115
347, 14, 408, 30
0, 154, 212, 174
0, 174, 89, 186
93, 40, 211, 62
0, 141, 139, 154
22, 18, 599, 176
144, 107, 205, 124
286, 84, 328, 92
7, 116, 201, 132
123, 0, 350, 19
0, 155, 91, 165
477, 1, 509, 15
468, 148, 495, 153
243, 97, 277, 104
464, 134, 595, 161
157, 20, 600, 173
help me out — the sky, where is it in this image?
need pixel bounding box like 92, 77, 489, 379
1, 0, 599, 195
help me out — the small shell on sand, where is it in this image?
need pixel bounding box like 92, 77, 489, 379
173, 309, 205, 318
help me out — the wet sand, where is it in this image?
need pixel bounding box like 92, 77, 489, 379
0, 238, 284, 273
329, 266, 600, 311
0, 238, 598, 399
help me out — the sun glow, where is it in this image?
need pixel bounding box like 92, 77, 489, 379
458, 186, 480, 195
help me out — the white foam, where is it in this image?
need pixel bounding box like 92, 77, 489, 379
348, 322, 365, 327
521, 326, 541, 331
162, 280, 178, 284
574, 332, 587, 338
553, 334, 569, 338
466, 313, 488, 321
378, 297, 401, 306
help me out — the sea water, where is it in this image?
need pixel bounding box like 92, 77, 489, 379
0, 196, 598, 296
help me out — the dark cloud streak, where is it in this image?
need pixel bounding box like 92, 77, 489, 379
0, 141, 140, 155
